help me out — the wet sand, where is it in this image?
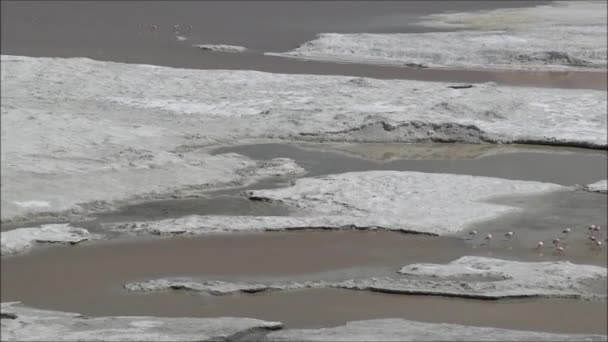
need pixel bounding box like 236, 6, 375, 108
4, 1, 605, 90
1, 230, 606, 334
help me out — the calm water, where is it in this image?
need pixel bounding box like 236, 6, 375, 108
5, 1, 604, 90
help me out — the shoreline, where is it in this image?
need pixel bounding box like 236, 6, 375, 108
5, 1, 604, 90
5, 51, 606, 91
2, 142, 605, 228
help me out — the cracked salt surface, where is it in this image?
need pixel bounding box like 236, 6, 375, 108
110, 171, 564, 236
193, 44, 249, 53
269, 1, 607, 71
1, 302, 605, 341
124, 256, 607, 301
0, 224, 98, 256
1, 151, 303, 224
2, 55, 606, 222
585, 180, 608, 194
0, 302, 282, 341
265, 318, 608, 341
2, 5, 607, 341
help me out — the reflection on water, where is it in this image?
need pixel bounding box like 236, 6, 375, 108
214, 143, 607, 185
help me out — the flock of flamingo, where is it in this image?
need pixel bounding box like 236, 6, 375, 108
468, 224, 605, 256
132, 21, 604, 260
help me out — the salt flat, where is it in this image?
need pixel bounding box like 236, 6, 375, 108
2, 1, 607, 340
585, 180, 608, 194
2, 55, 605, 222
0, 302, 282, 341
124, 256, 607, 301
268, 1, 607, 71
1, 301, 606, 341
0, 224, 97, 256
266, 318, 608, 341
108, 171, 565, 236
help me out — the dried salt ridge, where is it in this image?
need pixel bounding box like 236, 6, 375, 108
251, 158, 306, 177
584, 180, 608, 194
124, 279, 318, 295
0, 302, 282, 342
268, 1, 607, 71
265, 319, 608, 342
3, 303, 603, 342
1, 224, 98, 256
244, 171, 566, 235
110, 171, 565, 236
2, 56, 606, 222
193, 44, 248, 53
124, 257, 607, 301
391, 256, 607, 300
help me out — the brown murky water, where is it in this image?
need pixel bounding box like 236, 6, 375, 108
0, 1, 547, 53
2, 230, 606, 332
3, 1, 605, 90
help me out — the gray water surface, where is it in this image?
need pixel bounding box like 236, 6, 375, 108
213, 143, 608, 186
